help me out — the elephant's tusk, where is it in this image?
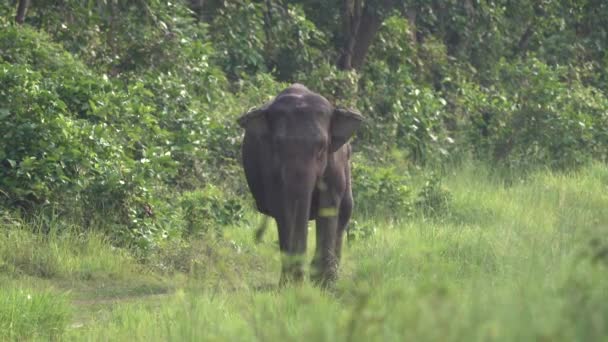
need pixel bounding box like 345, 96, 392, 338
318, 207, 338, 217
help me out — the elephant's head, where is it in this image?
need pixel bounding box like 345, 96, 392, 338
238, 84, 363, 197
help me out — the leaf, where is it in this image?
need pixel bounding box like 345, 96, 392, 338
0, 108, 9, 120
7, 159, 16, 168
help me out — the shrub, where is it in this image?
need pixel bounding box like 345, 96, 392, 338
351, 156, 412, 218
210, 1, 328, 82
180, 185, 245, 237
0, 25, 184, 249
0, 61, 123, 208
264, 4, 328, 81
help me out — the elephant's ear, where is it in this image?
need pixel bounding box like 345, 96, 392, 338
330, 107, 364, 152
237, 107, 269, 136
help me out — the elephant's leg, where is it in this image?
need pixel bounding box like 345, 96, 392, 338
335, 192, 353, 264
311, 194, 341, 286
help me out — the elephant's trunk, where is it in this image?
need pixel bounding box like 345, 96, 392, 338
278, 164, 315, 283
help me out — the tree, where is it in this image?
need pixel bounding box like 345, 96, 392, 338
15, 0, 29, 24
337, 0, 397, 70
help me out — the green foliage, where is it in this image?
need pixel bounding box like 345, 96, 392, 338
0, 27, 167, 248
0, 58, 134, 209
297, 61, 359, 107
180, 186, 245, 237
210, 0, 328, 82
265, 4, 328, 81
356, 17, 455, 163
351, 156, 412, 218
0, 25, 219, 249
358, 62, 453, 163
369, 15, 416, 70
462, 58, 608, 170
26, 1, 203, 76
210, 1, 267, 78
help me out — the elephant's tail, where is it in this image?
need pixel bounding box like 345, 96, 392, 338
254, 215, 271, 243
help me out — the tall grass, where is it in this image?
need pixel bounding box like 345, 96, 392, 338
0, 217, 140, 281
0, 286, 71, 341
63, 162, 608, 341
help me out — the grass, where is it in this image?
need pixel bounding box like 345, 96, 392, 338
0, 285, 71, 341
1, 162, 607, 341
0, 218, 140, 281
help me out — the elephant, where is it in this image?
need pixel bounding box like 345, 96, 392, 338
237, 83, 364, 286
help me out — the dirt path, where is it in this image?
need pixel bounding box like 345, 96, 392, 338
72, 291, 172, 306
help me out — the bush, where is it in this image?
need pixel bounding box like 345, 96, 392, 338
351, 156, 412, 218
0, 61, 122, 207
210, 1, 328, 82
0, 25, 192, 249
265, 4, 328, 81
180, 185, 245, 237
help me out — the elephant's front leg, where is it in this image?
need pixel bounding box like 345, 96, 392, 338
311, 193, 341, 286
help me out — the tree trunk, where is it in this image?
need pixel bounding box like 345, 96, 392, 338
512, 3, 545, 57
337, 0, 362, 70
337, 0, 396, 71
15, 0, 30, 24
406, 6, 417, 45
350, 5, 383, 70
262, 0, 274, 48
514, 24, 534, 57
190, 0, 205, 18
189, 0, 223, 22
